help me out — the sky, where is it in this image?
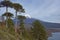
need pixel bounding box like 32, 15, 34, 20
0, 0, 60, 23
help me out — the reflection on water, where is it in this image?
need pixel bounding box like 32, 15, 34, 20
48, 32, 60, 40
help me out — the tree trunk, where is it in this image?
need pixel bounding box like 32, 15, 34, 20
15, 11, 18, 32
6, 7, 8, 28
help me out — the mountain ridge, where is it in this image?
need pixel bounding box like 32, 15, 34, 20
13, 18, 60, 28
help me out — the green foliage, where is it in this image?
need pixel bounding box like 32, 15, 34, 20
2, 12, 13, 17
17, 15, 33, 40
0, 26, 16, 40
18, 15, 26, 38
31, 20, 47, 40
2, 12, 14, 27
12, 3, 23, 11
6, 19, 15, 35
0, 0, 13, 8
17, 15, 26, 20
0, 18, 48, 40
7, 19, 14, 27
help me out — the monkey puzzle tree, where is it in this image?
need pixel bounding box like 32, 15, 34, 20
0, 0, 13, 12
17, 15, 26, 33
12, 3, 25, 32
0, 0, 13, 27
17, 15, 30, 39
31, 20, 47, 40
2, 12, 13, 19
2, 12, 14, 28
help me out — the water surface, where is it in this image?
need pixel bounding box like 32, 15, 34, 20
48, 32, 60, 40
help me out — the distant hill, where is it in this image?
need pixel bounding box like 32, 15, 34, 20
13, 18, 60, 29
41, 21, 60, 28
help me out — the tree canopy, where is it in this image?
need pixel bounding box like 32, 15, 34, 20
31, 20, 47, 40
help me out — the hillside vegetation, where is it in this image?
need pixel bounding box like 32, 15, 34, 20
0, 0, 47, 40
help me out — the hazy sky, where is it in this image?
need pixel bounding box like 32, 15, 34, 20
0, 0, 60, 23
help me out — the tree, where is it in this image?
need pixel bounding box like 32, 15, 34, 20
2, 12, 14, 28
31, 20, 47, 40
17, 15, 29, 40
12, 3, 25, 32
17, 15, 26, 34
2, 12, 13, 19
0, 0, 13, 27
0, 0, 13, 12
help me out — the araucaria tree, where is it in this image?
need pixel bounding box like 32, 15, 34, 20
17, 15, 26, 35
0, 0, 13, 27
2, 12, 14, 28
31, 20, 47, 40
17, 15, 31, 40
12, 3, 25, 32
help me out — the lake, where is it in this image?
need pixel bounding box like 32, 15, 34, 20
48, 32, 60, 40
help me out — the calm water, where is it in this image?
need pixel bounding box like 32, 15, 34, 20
48, 32, 60, 40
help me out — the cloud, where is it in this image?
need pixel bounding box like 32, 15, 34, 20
0, 0, 60, 23
27, 0, 60, 23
